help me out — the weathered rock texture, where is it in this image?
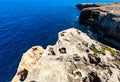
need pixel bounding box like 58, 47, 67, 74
12, 28, 120, 82
12, 46, 44, 82
76, 3, 120, 49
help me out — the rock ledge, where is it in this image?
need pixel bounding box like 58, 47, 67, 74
76, 3, 120, 49
12, 28, 120, 82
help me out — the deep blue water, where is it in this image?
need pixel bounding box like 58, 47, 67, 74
0, 0, 119, 81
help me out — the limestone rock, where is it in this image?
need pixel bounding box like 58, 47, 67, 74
12, 46, 44, 82
12, 28, 120, 82
76, 2, 120, 49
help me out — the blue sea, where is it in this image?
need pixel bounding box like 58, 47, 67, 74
0, 0, 119, 81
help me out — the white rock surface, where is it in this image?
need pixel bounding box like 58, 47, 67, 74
12, 28, 120, 82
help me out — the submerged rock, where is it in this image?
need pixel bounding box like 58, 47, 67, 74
76, 2, 120, 49
12, 28, 120, 82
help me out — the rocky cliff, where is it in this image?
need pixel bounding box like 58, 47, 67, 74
76, 3, 120, 49
12, 28, 120, 82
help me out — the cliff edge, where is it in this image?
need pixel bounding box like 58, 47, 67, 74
12, 28, 120, 82
76, 2, 120, 49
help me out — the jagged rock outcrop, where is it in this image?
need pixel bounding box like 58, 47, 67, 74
76, 3, 106, 10
12, 28, 120, 82
76, 3, 120, 49
12, 46, 44, 82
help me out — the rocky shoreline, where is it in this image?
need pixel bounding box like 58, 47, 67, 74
76, 2, 120, 49
12, 28, 120, 82
12, 3, 120, 82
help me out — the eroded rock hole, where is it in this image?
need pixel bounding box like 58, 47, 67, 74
88, 72, 101, 82
18, 69, 28, 81
48, 47, 56, 55
73, 54, 81, 61
59, 47, 67, 54
32, 47, 38, 51
88, 54, 101, 65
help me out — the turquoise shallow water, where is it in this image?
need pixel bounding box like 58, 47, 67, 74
0, 0, 119, 81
